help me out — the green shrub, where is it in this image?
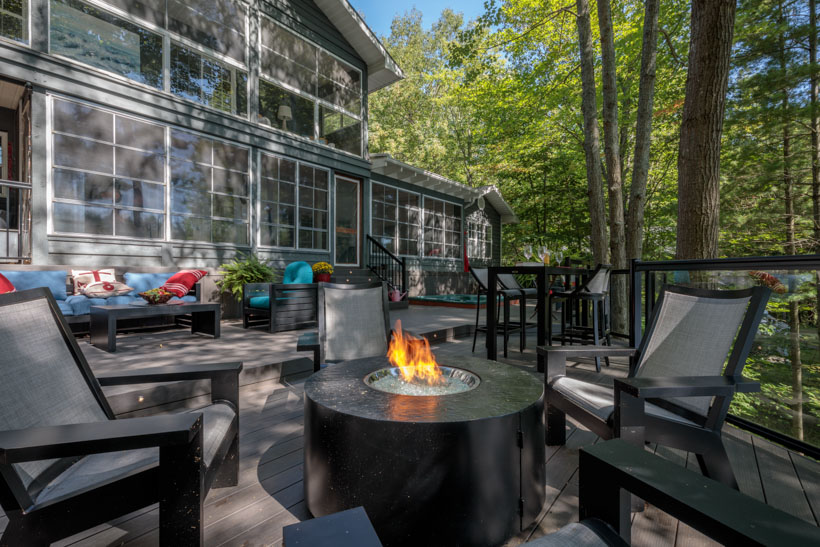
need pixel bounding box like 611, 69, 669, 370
217, 254, 277, 301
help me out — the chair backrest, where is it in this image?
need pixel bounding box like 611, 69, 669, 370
0, 289, 113, 503
497, 273, 523, 291
634, 284, 770, 421
284, 261, 313, 284
469, 267, 489, 291
318, 282, 390, 362
578, 264, 611, 295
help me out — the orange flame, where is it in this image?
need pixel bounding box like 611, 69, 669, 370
387, 320, 445, 385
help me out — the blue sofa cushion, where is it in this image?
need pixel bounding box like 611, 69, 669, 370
66, 295, 110, 316
0, 270, 68, 300
284, 262, 313, 284
124, 272, 173, 295
249, 296, 269, 309
56, 300, 75, 316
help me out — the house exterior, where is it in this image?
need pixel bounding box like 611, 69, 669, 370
0, 0, 517, 295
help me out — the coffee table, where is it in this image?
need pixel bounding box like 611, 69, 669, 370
90, 302, 221, 352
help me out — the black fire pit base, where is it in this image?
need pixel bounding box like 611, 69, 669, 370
304, 355, 545, 547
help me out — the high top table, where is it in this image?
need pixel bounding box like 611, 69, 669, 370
90, 301, 221, 352
486, 265, 589, 371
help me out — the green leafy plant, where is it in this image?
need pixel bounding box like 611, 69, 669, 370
217, 254, 277, 302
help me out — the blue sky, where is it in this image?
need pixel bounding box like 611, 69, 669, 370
348, 0, 484, 38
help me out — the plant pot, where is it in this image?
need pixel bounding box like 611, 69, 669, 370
315, 273, 331, 283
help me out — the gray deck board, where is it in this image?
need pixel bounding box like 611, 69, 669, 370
2, 312, 819, 546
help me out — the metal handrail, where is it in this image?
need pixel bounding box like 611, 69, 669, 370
365, 234, 408, 297
0, 178, 31, 263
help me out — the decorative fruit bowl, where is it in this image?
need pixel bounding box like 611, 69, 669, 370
139, 288, 174, 305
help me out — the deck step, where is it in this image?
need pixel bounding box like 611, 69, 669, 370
329, 274, 378, 284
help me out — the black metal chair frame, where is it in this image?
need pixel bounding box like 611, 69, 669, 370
317, 281, 391, 367
469, 267, 523, 358
242, 282, 317, 333
0, 288, 242, 546
496, 273, 539, 352
549, 264, 612, 372
538, 284, 770, 489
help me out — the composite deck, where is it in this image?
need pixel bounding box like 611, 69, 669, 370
1, 307, 817, 546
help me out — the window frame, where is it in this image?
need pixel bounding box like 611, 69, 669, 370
421, 195, 463, 261
47, 0, 250, 119
467, 209, 493, 260
258, 14, 364, 157
0, 0, 30, 46
256, 150, 330, 253
369, 181, 421, 258
47, 94, 252, 247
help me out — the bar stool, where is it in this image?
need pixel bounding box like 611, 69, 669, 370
469, 267, 522, 358
497, 273, 538, 351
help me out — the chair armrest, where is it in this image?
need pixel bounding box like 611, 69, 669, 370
97, 362, 242, 408
0, 414, 201, 464
579, 439, 820, 545
613, 375, 759, 399
273, 283, 316, 291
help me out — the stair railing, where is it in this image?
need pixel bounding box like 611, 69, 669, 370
365, 234, 408, 299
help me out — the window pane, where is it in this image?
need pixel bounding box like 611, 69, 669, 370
278, 204, 294, 225
170, 129, 211, 163
1, 0, 27, 43
50, 0, 162, 89
171, 215, 209, 241
53, 98, 113, 141
261, 50, 316, 94
171, 43, 236, 114
53, 202, 112, 235
319, 106, 361, 156
167, 0, 246, 62
213, 168, 248, 196
258, 80, 315, 139
298, 228, 311, 248
213, 141, 248, 172
213, 219, 247, 244
115, 147, 165, 182
116, 179, 164, 210
54, 169, 113, 204
213, 195, 247, 220
236, 71, 248, 117
260, 223, 276, 246
278, 227, 294, 247
104, 0, 164, 27
116, 209, 164, 238
280, 159, 296, 182
279, 181, 295, 204
54, 134, 113, 173
115, 116, 164, 154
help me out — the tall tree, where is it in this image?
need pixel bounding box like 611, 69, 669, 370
810, 0, 820, 345
626, 0, 660, 260
576, 0, 608, 265
597, 0, 627, 330
676, 0, 737, 259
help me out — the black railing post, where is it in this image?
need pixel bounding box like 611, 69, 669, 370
401, 257, 408, 295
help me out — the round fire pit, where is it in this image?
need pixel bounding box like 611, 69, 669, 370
365, 365, 480, 396
304, 355, 545, 547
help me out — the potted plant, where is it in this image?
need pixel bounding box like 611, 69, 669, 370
312, 262, 333, 282
215, 254, 277, 318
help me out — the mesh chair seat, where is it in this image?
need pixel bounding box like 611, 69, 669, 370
320, 283, 390, 363
550, 377, 698, 427
33, 402, 236, 507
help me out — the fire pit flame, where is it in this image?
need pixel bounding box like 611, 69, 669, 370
387, 320, 445, 385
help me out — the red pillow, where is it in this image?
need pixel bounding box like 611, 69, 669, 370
161, 270, 207, 298
0, 273, 15, 294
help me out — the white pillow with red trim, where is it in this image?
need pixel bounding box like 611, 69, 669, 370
161, 270, 207, 298
72, 268, 116, 294
81, 280, 134, 298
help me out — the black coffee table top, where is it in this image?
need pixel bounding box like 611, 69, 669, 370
91, 301, 219, 317
304, 355, 543, 423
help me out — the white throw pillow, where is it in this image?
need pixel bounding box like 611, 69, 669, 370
72, 268, 116, 294
81, 280, 134, 298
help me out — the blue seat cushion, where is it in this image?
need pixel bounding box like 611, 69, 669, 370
56, 299, 75, 316
283, 261, 314, 284
123, 272, 173, 295
249, 296, 269, 309
0, 270, 68, 300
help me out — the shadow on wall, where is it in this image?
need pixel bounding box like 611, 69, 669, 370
407, 270, 475, 296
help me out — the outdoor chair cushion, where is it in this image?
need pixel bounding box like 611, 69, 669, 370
0, 273, 14, 294
56, 299, 75, 316
0, 270, 67, 300
123, 272, 174, 295
33, 402, 236, 507
284, 261, 314, 284
550, 376, 699, 427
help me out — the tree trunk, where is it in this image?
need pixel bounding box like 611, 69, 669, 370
626, 0, 660, 260
597, 0, 627, 333
575, 0, 608, 265
675, 0, 737, 259
810, 0, 820, 343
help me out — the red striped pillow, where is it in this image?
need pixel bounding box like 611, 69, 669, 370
0, 273, 15, 294
161, 270, 207, 298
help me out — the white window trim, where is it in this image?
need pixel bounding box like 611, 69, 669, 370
467, 211, 493, 260
0, 0, 30, 46
256, 151, 330, 252
421, 195, 463, 261
369, 180, 421, 258
48, 94, 253, 247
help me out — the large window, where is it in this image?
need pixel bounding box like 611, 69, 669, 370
259, 153, 328, 250
170, 129, 249, 244
371, 183, 420, 256
423, 197, 461, 258
50, 0, 163, 89
259, 16, 363, 156
1, 0, 27, 43
50, 97, 250, 244
49, 0, 248, 117
51, 98, 165, 238
467, 210, 492, 260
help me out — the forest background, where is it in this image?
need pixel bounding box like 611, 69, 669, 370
366, 0, 819, 445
